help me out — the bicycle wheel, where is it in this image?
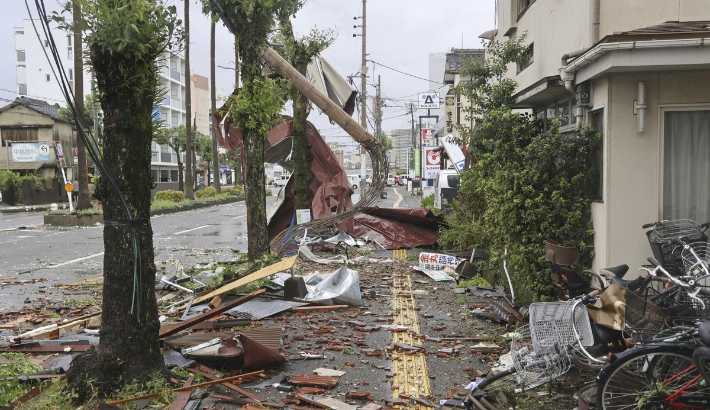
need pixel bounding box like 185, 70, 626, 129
693, 346, 710, 390
596, 344, 708, 410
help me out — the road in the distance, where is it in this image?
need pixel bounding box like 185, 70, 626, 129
0, 186, 421, 311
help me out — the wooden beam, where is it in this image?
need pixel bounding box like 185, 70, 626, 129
159, 289, 265, 339
193, 256, 297, 304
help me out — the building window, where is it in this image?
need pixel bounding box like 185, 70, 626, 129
16, 50, 25, 62
18, 84, 27, 95
590, 110, 604, 201
517, 0, 534, 17
161, 144, 172, 163
67, 35, 73, 59
663, 110, 710, 222
536, 98, 576, 132
1, 127, 39, 144
45, 74, 51, 82
43, 39, 49, 47
516, 43, 534, 73
68, 68, 73, 81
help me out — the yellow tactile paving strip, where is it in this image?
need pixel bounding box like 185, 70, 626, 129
392, 272, 432, 408
392, 249, 407, 261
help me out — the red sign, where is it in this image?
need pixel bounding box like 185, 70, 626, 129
425, 149, 441, 166
54, 141, 64, 158
421, 128, 434, 140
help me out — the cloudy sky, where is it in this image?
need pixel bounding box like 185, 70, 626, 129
1, 0, 494, 143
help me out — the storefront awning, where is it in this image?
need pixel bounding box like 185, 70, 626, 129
512, 76, 569, 109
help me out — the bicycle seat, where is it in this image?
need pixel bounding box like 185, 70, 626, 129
609, 276, 642, 291
600, 265, 629, 279
700, 321, 710, 345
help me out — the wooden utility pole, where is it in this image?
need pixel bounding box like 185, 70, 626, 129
359, 0, 367, 178
210, 17, 221, 193
73, 2, 90, 210
184, 0, 194, 199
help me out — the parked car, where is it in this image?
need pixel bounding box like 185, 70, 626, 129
274, 175, 290, 186
386, 175, 395, 186
394, 176, 404, 186
347, 174, 361, 189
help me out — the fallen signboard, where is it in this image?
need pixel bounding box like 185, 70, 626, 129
412, 266, 455, 282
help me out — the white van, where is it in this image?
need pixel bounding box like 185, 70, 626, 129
274, 174, 291, 186
347, 174, 361, 189
434, 170, 460, 210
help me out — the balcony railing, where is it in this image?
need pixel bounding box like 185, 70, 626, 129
170, 69, 185, 83
170, 98, 182, 110
162, 95, 170, 106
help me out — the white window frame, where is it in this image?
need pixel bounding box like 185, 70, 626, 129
658, 103, 710, 220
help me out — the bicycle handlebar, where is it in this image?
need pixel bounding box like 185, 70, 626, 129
648, 257, 661, 267
642, 222, 656, 229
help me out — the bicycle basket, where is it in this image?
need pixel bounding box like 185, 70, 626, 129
625, 285, 710, 340
681, 242, 710, 277
510, 325, 571, 390
647, 220, 707, 270
529, 301, 594, 350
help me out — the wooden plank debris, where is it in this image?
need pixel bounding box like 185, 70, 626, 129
159, 289, 265, 339
187, 364, 264, 402
193, 256, 297, 304
106, 370, 263, 406
289, 375, 340, 389
167, 375, 194, 410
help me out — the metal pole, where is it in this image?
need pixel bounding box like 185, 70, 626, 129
4, 137, 8, 171
359, 0, 367, 180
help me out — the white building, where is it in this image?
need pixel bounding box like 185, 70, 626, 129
13, 19, 187, 192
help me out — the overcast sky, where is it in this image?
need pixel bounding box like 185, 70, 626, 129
1, 0, 495, 143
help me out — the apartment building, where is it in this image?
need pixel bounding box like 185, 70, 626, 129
489, 0, 710, 269
13, 19, 189, 192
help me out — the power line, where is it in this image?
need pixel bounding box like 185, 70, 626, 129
368, 59, 445, 85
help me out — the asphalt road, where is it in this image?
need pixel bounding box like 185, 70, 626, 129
0, 186, 424, 311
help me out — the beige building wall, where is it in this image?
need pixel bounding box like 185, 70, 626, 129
190, 74, 210, 136
593, 71, 710, 269
498, 0, 710, 92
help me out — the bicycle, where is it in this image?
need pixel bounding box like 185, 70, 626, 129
595, 253, 710, 410
643, 219, 709, 276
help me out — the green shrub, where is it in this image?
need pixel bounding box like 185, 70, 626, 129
203, 186, 217, 197
420, 193, 435, 211
265, 188, 272, 196
155, 189, 185, 202
1, 352, 43, 406
194, 189, 207, 198
0, 171, 21, 199
225, 185, 244, 197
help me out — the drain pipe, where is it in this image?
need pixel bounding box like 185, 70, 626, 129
636, 81, 646, 133
592, 0, 600, 43
559, 57, 576, 94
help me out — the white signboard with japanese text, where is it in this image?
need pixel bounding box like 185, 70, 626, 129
11, 143, 51, 162
418, 252, 462, 271
418, 91, 440, 109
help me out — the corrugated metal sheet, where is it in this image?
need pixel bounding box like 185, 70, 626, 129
622, 21, 710, 35
225, 298, 307, 320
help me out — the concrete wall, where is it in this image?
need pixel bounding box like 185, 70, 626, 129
593, 71, 710, 270
599, 0, 710, 37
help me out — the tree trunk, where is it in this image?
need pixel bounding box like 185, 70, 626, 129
291, 66, 313, 211
66, 44, 164, 400
210, 17, 221, 194
177, 157, 184, 191
73, 2, 91, 210
184, 0, 194, 199
241, 45, 269, 260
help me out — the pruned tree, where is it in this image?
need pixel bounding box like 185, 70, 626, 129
203, 0, 302, 260
194, 131, 214, 184
277, 18, 334, 211
154, 125, 188, 190
55, 0, 183, 400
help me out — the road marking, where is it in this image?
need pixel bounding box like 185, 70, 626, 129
49, 252, 104, 269
392, 188, 404, 208
393, 249, 407, 261
173, 225, 210, 235
392, 274, 431, 407
232, 214, 246, 220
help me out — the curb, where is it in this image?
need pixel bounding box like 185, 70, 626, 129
0, 197, 245, 216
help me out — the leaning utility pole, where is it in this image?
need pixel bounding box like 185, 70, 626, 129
358, 0, 367, 178
184, 0, 194, 199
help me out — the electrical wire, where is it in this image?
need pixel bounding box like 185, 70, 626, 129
368, 59, 446, 85
26, 0, 144, 319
